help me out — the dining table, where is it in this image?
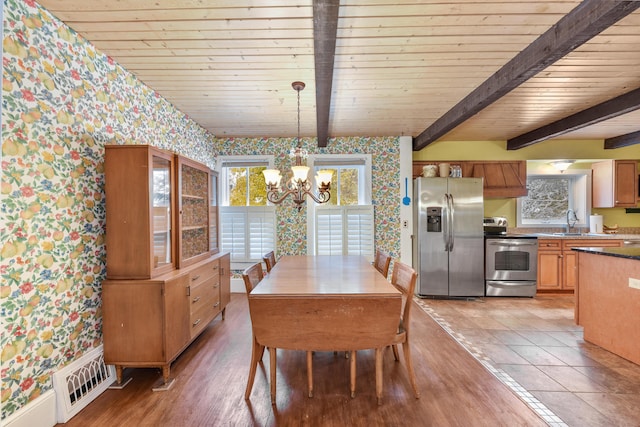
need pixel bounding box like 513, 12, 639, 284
245, 255, 402, 404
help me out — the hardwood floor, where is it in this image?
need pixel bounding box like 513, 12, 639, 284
58, 294, 545, 426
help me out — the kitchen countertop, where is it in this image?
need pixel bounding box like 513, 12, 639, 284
571, 246, 640, 261
522, 233, 640, 241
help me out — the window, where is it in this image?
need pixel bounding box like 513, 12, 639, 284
218, 157, 276, 263
517, 170, 591, 228
307, 155, 374, 257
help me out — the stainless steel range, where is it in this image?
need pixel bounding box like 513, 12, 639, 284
484, 217, 538, 297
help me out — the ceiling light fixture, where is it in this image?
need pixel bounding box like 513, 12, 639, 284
262, 81, 332, 210
549, 160, 575, 173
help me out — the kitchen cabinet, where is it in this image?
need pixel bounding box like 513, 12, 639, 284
537, 238, 623, 292
592, 160, 638, 208
413, 160, 526, 198
104, 144, 229, 389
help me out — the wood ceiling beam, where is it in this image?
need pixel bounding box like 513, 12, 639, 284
312, 0, 339, 148
508, 87, 640, 150
412, 0, 640, 152
604, 130, 640, 149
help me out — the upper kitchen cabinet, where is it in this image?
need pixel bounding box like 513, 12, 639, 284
105, 145, 176, 279
592, 160, 639, 208
176, 156, 219, 268
413, 160, 527, 198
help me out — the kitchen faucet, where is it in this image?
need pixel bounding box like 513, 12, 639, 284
566, 209, 578, 233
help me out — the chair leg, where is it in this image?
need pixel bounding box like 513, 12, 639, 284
269, 347, 277, 405
306, 351, 313, 398
392, 344, 399, 361
402, 341, 420, 399
375, 347, 383, 405
349, 350, 357, 398
245, 337, 264, 400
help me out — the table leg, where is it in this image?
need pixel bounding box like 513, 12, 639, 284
375, 347, 383, 405
350, 351, 357, 398
269, 347, 277, 405
306, 351, 313, 398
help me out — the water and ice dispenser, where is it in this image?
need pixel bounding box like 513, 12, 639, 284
426, 207, 442, 232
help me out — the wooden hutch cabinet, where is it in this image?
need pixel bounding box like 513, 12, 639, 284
102, 145, 229, 390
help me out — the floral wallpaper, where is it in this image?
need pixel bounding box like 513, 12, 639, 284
1, 0, 401, 421
216, 136, 401, 259
1, 0, 215, 419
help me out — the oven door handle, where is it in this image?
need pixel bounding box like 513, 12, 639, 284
488, 240, 537, 246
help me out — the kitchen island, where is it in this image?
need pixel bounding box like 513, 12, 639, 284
573, 246, 640, 366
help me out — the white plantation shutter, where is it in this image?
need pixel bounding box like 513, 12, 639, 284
316, 208, 343, 255
316, 205, 374, 256
221, 206, 275, 261
345, 206, 374, 255
248, 209, 276, 259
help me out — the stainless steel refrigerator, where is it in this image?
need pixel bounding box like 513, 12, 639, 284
413, 177, 485, 297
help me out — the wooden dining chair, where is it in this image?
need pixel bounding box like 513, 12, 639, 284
263, 251, 277, 273
242, 263, 267, 400
374, 249, 392, 278
386, 260, 420, 402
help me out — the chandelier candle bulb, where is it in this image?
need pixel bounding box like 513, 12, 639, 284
316, 170, 333, 187
291, 165, 310, 182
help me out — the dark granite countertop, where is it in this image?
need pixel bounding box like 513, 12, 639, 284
572, 246, 640, 261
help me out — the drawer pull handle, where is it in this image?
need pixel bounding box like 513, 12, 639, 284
214, 302, 219, 308
193, 318, 201, 327
191, 275, 200, 281
213, 284, 219, 289
192, 296, 201, 303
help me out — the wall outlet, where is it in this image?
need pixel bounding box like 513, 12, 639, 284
629, 278, 640, 289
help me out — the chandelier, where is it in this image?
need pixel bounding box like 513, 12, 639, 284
262, 81, 332, 210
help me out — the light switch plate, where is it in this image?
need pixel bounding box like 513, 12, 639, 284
629, 278, 640, 289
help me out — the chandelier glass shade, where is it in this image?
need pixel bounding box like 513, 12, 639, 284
262, 81, 332, 210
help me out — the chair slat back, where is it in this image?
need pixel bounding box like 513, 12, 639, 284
242, 263, 264, 294
390, 261, 417, 333
263, 251, 277, 273
374, 250, 392, 278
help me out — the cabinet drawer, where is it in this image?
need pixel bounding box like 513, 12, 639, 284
562, 239, 621, 250
538, 240, 561, 250
189, 281, 217, 315
189, 260, 220, 288
190, 303, 216, 337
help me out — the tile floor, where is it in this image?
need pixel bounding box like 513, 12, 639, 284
414, 295, 640, 427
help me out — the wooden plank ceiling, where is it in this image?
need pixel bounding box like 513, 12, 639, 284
36, 0, 640, 150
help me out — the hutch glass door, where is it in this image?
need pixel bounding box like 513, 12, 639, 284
152, 155, 173, 269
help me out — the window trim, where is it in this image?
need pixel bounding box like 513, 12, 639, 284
516, 169, 592, 228
216, 155, 274, 206
217, 155, 277, 268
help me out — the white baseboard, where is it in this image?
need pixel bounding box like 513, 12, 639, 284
231, 277, 245, 293
3, 389, 56, 427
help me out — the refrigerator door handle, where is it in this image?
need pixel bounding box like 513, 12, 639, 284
448, 193, 455, 251
443, 194, 450, 251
